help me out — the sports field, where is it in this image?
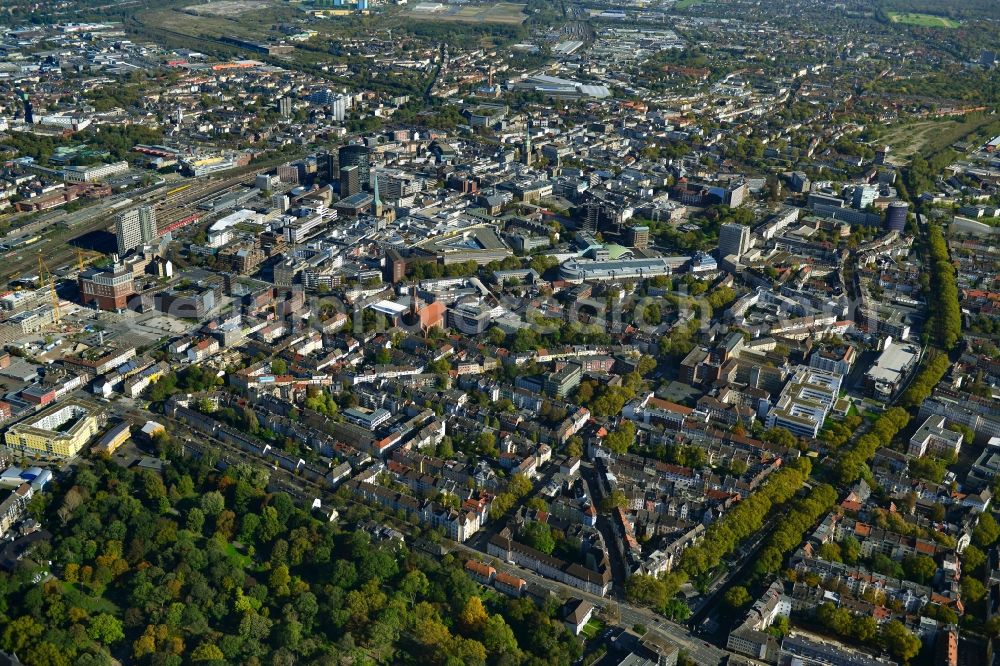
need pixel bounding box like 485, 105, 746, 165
886, 11, 959, 28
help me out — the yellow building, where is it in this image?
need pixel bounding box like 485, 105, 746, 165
4, 399, 102, 459
93, 422, 130, 456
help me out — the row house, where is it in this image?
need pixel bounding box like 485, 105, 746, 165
464, 559, 527, 597
487, 529, 612, 597
350, 479, 482, 542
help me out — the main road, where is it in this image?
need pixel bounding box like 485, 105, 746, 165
447, 540, 729, 665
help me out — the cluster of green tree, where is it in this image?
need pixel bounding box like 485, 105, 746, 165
921, 602, 959, 626
968, 313, 1000, 336
658, 319, 701, 359
831, 136, 876, 160
723, 585, 751, 610
905, 147, 958, 199
518, 521, 585, 567
677, 458, 812, 580
868, 507, 955, 549
761, 427, 799, 449
634, 300, 662, 328
599, 488, 628, 514
654, 205, 753, 253
472, 432, 500, 458
833, 407, 911, 485
820, 413, 864, 451
86, 77, 150, 111
394, 103, 466, 132
573, 377, 641, 418
519, 521, 556, 555
907, 455, 955, 484
818, 544, 938, 587
634, 441, 709, 470
303, 387, 339, 419
704, 286, 738, 312
211, 403, 262, 435
814, 536, 862, 566
623, 572, 688, 617
2, 122, 166, 165
146, 366, 224, 404
410, 260, 480, 280
488, 473, 533, 520
639, 140, 692, 161
603, 421, 637, 455
887, 69, 1000, 107
898, 352, 950, 409
503, 319, 615, 353
726, 135, 767, 163
535, 401, 569, 427
973, 513, 1000, 549
402, 21, 526, 49
0, 458, 587, 666
814, 603, 921, 663
754, 484, 838, 575
954, 515, 1000, 618
921, 223, 962, 350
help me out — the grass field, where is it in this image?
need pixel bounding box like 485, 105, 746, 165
675, 0, 704, 8
581, 619, 605, 639
140, 8, 273, 41
134, 2, 309, 52
886, 11, 959, 28
880, 115, 998, 164
184, 0, 275, 17
880, 119, 961, 162
410, 2, 526, 24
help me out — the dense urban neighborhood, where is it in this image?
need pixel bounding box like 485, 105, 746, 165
0, 0, 999, 664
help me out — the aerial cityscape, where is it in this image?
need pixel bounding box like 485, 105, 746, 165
0, 0, 998, 664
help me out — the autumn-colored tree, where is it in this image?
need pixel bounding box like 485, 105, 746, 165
459, 595, 489, 635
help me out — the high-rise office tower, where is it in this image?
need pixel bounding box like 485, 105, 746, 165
338, 144, 371, 190
718, 222, 751, 260
115, 206, 157, 256
581, 200, 601, 233
339, 165, 360, 198
278, 96, 293, 118
320, 152, 337, 183
20, 92, 33, 124
626, 225, 650, 249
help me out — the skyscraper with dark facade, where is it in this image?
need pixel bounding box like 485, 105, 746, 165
338, 144, 371, 190
339, 165, 360, 198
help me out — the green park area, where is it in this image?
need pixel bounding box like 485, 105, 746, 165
886, 11, 959, 28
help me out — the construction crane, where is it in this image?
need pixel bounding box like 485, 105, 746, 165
76, 248, 86, 273
37, 253, 60, 326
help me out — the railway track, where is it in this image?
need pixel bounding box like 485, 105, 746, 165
1, 162, 280, 281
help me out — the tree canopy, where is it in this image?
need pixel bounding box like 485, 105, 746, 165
0, 458, 584, 666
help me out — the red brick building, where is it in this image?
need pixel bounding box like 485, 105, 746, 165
78, 263, 135, 312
